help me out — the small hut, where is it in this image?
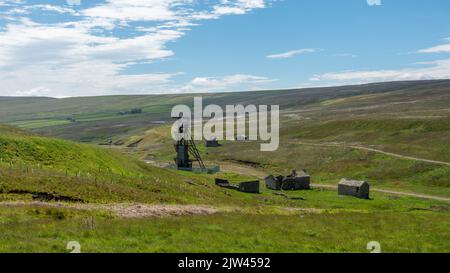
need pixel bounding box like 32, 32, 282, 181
283, 170, 310, 190
238, 181, 260, 194
215, 178, 260, 194
338, 179, 370, 199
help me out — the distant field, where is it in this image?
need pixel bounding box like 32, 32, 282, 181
283, 117, 450, 162
10, 119, 73, 129
1, 80, 449, 144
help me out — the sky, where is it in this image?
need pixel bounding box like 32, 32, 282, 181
0, 0, 449, 97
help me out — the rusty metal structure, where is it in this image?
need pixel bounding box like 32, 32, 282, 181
172, 116, 206, 171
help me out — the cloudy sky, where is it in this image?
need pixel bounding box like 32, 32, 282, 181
0, 0, 449, 97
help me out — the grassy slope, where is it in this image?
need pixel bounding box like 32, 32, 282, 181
0, 125, 141, 175
1, 126, 449, 211
6, 124, 434, 209
283, 80, 450, 161
0, 125, 265, 205
4, 123, 446, 209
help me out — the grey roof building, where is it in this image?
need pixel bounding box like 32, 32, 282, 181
338, 179, 370, 199
265, 170, 311, 191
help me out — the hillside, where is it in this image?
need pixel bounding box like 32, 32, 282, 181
68, 79, 449, 197
0, 125, 143, 175
2, 80, 449, 196
1, 80, 449, 144
0, 81, 449, 253
1, 124, 371, 208
0, 124, 260, 205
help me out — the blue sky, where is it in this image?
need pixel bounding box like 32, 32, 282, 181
0, 0, 449, 97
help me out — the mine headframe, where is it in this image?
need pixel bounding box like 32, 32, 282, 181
172, 116, 206, 171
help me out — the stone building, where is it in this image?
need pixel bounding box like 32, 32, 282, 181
265, 175, 282, 190
265, 170, 311, 191
215, 178, 237, 190
238, 181, 260, 194
215, 178, 260, 194
338, 179, 370, 199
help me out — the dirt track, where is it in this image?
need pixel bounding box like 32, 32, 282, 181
295, 141, 450, 166
0, 202, 219, 218
310, 184, 450, 202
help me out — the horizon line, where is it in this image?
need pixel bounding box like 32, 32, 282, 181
1, 79, 449, 99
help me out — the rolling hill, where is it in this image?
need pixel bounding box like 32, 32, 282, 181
1, 79, 449, 144
0, 80, 449, 252
0, 124, 257, 205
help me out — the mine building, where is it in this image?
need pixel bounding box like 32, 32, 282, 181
215, 178, 260, 194
265, 170, 311, 191
338, 179, 370, 199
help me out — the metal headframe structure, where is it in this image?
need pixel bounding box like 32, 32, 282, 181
173, 116, 206, 171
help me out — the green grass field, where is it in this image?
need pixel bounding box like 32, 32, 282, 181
0, 206, 448, 253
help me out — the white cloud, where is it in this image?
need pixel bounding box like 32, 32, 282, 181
3, 4, 79, 16
267, 48, 316, 59
418, 41, 450, 54
0, 19, 185, 97
0, 0, 24, 6
181, 74, 277, 93
34, 4, 78, 14
367, 0, 381, 6
0, 0, 270, 97
213, 6, 247, 15
310, 58, 450, 84
213, 0, 265, 15
82, 0, 180, 22
313, 38, 450, 86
